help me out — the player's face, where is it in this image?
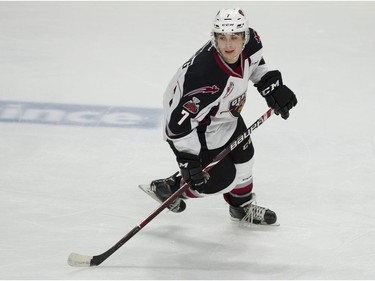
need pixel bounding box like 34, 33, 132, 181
215, 33, 245, 64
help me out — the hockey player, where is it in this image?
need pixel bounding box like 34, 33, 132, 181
146, 8, 297, 225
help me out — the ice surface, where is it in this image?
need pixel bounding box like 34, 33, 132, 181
1, 1, 375, 279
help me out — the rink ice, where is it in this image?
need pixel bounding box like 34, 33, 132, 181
1, 1, 375, 280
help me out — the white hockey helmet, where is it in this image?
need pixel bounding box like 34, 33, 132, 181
211, 8, 250, 49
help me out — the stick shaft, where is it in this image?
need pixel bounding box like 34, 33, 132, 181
71, 108, 274, 267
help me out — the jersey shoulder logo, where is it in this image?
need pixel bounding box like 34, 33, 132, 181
253, 30, 261, 44
224, 82, 235, 98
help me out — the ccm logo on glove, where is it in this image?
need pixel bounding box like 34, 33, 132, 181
179, 162, 189, 168
255, 70, 297, 120
260, 79, 280, 97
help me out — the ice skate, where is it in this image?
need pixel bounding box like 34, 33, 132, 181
229, 193, 277, 225
139, 172, 186, 213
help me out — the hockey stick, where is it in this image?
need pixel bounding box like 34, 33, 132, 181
67, 108, 274, 267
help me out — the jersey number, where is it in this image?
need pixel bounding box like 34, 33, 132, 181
177, 109, 190, 125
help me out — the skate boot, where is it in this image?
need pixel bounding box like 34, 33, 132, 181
229, 193, 277, 225
150, 172, 186, 213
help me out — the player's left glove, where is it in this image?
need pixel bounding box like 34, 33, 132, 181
255, 70, 297, 120
176, 152, 209, 193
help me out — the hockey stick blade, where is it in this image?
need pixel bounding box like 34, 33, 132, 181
68, 253, 93, 267
68, 225, 142, 267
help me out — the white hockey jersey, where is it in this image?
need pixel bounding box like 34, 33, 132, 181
163, 28, 269, 156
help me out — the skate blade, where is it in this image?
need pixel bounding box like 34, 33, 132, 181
138, 184, 163, 204
230, 217, 280, 227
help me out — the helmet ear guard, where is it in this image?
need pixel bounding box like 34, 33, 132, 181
210, 8, 250, 49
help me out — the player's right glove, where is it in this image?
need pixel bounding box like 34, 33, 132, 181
255, 70, 297, 120
176, 152, 208, 193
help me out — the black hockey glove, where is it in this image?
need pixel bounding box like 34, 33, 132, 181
255, 70, 297, 120
176, 152, 208, 193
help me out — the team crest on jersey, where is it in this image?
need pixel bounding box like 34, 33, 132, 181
229, 92, 246, 116
185, 85, 220, 97
183, 97, 200, 114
